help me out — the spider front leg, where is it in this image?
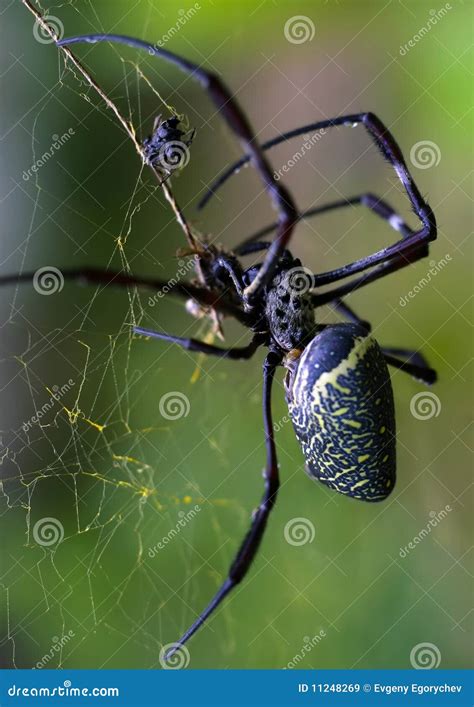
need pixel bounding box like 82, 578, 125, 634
165, 351, 281, 661
235, 192, 414, 253
200, 113, 436, 282
0, 267, 251, 325
134, 327, 263, 359
312, 245, 428, 306
57, 34, 299, 301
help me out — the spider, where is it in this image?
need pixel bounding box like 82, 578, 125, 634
5, 32, 438, 662
142, 114, 195, 173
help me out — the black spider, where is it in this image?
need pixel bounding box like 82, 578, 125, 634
5, 31, 438, 663
142, 114, 195, 172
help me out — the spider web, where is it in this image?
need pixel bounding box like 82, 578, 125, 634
0, 0, 250, 670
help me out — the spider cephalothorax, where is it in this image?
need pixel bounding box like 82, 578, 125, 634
262, 256, 317, 351
195, 245, 317, 351
7, 28, 439, 663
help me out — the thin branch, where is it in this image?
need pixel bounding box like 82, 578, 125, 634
21, 0, 200, 256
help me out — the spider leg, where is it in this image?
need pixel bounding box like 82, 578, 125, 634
199, 113, 435, 283
57, 34, 298, 302
312, 246, 428, 306
331, 298, 372, 331
134, 327, 263, 359
185, 128, 196, 145
331, 299, 436, 385
383, 352, 437, 385
214, 256, 246, 297
310, 237, 428, 287
382, 347, 431, 369
235, 241, 296, 263
0, 267, 249, 325
235, 192, 413, 253
165, 351, 281, 661
199, 114, 435, 236
235, 241, 271, 257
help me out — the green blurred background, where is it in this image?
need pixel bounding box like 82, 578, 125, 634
1, 0, 472, 670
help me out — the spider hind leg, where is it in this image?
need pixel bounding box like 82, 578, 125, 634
165, 352, 281, 660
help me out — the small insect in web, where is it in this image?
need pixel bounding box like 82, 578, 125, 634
6, 26, 438, 664
142, 114, 195, 175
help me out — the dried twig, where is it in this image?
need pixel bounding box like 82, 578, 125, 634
22, 0, 202, 257
22, 0, 227, 336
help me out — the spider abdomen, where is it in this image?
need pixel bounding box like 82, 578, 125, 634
285, 323, 396, 502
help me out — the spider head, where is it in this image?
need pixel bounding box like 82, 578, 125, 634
256, 252, 315, 351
